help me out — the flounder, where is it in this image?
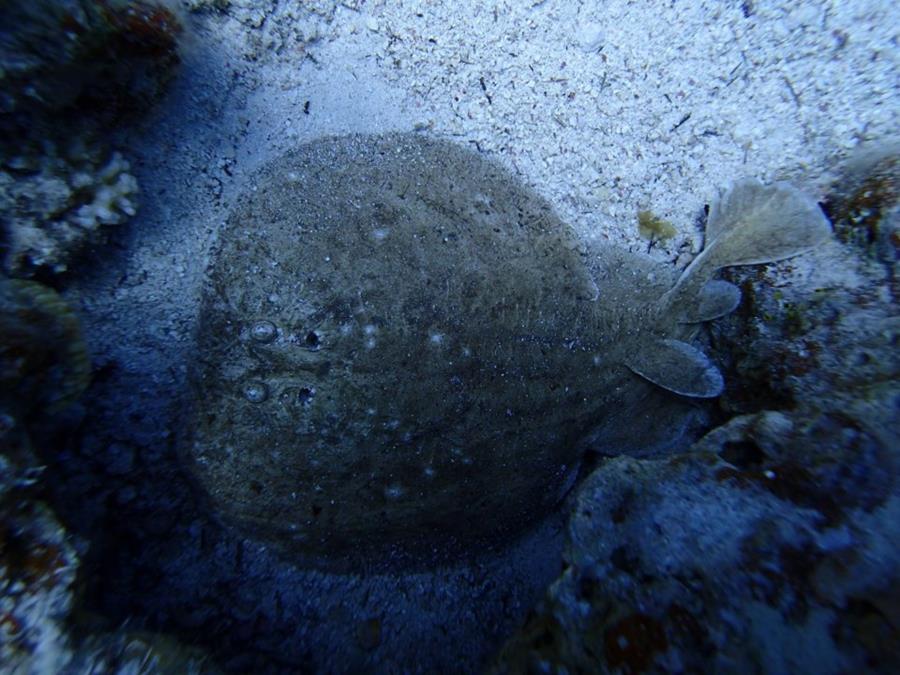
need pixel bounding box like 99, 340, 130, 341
184, 133, 829, 565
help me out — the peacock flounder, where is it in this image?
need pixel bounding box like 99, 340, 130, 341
184, 133, 830, 566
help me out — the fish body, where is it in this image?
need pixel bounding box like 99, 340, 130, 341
184, 133, 830, 565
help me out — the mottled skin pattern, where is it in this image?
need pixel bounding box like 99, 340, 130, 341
184, 133, 671, 565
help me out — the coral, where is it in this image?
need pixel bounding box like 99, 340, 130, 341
0, 0, 181, 278
0, 278, 91, 417
0, 277, 90, 498
0, 0, 182, 135
822, 146, 900, 300
1, 143, 138, 276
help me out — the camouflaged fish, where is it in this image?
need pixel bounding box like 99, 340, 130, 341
183, 133, 830, 566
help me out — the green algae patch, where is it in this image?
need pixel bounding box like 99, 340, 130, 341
637, 209, 677, 243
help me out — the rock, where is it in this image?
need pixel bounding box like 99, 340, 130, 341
494, 412, 899, 673
0, 278, 90, 418
1, 147, 139, 276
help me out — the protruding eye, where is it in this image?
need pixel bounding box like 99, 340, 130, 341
242, 381, 269, 403
250, 320, 277, 343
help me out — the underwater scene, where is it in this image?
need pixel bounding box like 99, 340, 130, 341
1, 1, 898, 673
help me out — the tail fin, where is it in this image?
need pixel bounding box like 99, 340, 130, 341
666, 179, 832, 315
701, 179, 832, 267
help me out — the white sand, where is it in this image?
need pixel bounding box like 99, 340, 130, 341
202, 0, 897, 248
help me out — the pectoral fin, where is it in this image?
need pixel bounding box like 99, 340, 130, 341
679, 280, 741, 323
625, 338, 724, 398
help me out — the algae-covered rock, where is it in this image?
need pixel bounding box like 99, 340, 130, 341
823, 145, 899, 301
0, 278, 90, 418
494, 424, 899, 674
184, 133, 830, 566
0, 0, 181, 278
825, 146, 898, 258
1, 145, 138, 276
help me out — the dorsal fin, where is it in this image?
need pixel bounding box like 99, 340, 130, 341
625, 338, 724, 398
